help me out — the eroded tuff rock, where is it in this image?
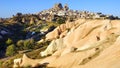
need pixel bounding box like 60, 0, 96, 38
53, 3, 63, 10
14, 19, 120, 68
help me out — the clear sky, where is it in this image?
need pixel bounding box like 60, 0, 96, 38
0, 0, 120, 18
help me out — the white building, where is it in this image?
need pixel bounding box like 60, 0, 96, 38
57, 11, 66, 16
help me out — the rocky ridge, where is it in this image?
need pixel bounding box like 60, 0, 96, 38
13, 19, 120, 68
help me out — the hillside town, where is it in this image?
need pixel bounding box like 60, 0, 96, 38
0, 3, 119, 24
0, 3, 120, 68
37, 3, 119, 21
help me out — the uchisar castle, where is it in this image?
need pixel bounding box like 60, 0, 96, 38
0, 3, 120, 68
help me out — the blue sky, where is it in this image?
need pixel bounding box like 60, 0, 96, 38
0, 0, 120, 18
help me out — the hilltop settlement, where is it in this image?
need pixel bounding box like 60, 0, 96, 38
0, 3, 120, 68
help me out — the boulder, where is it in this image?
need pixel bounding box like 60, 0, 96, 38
13, 58, 22, 68
40, 38, 65, 57
13, 54, 41, 68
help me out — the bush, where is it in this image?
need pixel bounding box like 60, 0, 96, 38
17, 40, 24, 47
16, 40, 24, 50
23, 39, 34, 50
16, 39, 35, 50
6, 44, 15, 56
29, 39, 34, 44
57, 17, 66, 24
6, 38, 13, 45
24, 40, 30, 49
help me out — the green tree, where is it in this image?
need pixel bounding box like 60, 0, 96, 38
6, 44, 15, 56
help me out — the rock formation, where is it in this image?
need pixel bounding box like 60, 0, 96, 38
40, 38, 65, 57
45, 21, 75, 40
64, 4, 69, 11
13, 54, 41, 68
30, 17, 35, 25
13, 19, 120, 68
53, 3, 63, 10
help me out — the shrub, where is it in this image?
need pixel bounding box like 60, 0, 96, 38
57, 18, 65, 24
6, 44, 15, 56
6, 38, 13, 45
23, 40, 30, 50
16, 40, 24, 47
57, 17, 66, 24
29, 39, 34, 44
23, 39, 34, 50
16, 40, 24, 50
16, 39, 35, 50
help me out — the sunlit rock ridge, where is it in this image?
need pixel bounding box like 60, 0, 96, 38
14, 18, 120, 68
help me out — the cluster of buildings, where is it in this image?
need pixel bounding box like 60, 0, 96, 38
37, 3, 119, 22
0, 3, 119, 24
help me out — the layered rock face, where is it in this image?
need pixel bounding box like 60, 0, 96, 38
14, 19, 120, 68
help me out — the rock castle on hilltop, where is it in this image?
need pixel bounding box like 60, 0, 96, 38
37, 3, 119, 22
0, 3, 119, 24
